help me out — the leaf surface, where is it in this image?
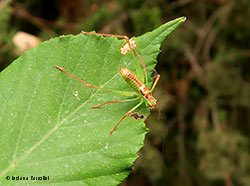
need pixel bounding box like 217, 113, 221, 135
0, 17, 185, 185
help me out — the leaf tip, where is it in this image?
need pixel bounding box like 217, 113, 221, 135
173, 16, 187, 24
180, 16, 187, 22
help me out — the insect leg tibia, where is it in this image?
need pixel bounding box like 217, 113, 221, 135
92, 100, 124, 108
81, 31, 135, 55
152, 69, 159, 79
81, 31, 129, 40
92, 97, 139, 109
109, 100, 143, 134
55, 65, 95, 88
150, 74, 161, 92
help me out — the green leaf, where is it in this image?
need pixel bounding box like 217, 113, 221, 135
0, 17, 185, 185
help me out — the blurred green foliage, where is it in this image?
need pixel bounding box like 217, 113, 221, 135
0, 0, 249, 185
131, 7, 161, 35
0, 0, 16, 71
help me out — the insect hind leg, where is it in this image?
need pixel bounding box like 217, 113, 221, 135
109, 100, 143, 134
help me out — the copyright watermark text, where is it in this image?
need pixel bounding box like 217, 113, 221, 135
5, 175, 49, 181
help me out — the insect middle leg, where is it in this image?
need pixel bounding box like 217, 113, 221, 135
92, 97, 139, 108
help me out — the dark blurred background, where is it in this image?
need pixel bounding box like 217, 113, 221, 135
1, 0, 250, 185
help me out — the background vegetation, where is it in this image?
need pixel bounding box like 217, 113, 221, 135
0, 0, 249, 185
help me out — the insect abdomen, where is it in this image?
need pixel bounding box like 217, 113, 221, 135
120, 67, 142, 93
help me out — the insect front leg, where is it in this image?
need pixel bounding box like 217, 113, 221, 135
131, 47, 148, 85
121, 38, 148, 85
81, 31, 129, 41
81, 31, 148, 85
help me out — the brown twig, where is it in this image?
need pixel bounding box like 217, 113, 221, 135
222, 172, 233, 186
193, 6, 224, 57
202, 29, 217, 63
13, 4, 57, 36
12, 2, 79, 36
211, 105, 222, 132
183, 45, 203, 78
